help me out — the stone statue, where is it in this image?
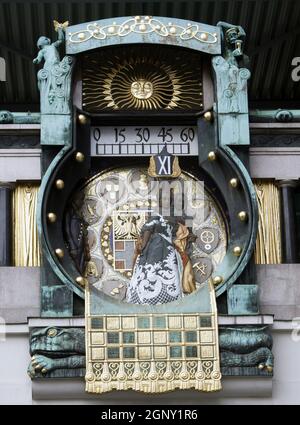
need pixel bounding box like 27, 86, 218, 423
0, 110, 13, 123
33, 21, 68, 70
0, 110, 40, 124
217, 21, 249, 68
27, 325, 273, 377
33, 20, 74, 115
27, 327, 85, 377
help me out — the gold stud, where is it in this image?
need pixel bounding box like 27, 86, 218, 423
208, 151, 216, 161
258, 363, 265, 370
47, 212, 57, 223
233, 246, 242, 256
200, 32, 208, 41
213, 275, 223, 285
47, 328, 57, 338
78, 114, 87, 124
55, 248, 64, 259
78, 32, 85, 40
41, 368, 47, 374
266, 365, 273, 373
75, 152, 85, 162
139, 24, 147, 31
238, 211, 248, 222
76, 276, 86, 287
204, 111, 213, 121
229, 178, 239, 188
55, 179, 64, 190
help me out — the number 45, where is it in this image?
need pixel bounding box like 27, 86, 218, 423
158, 127, 173, 143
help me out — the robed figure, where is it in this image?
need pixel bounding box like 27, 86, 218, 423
126, 215, 196, 305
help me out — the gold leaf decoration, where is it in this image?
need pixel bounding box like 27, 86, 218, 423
82, 45, 203, 111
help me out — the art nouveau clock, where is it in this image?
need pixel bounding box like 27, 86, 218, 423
28, 16, 273, 393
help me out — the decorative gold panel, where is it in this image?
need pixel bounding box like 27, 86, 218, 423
254, 180, 282, 264
13, 183, 40, 266
82, 46, 203, 111
85, 280, 222, 394
13, 183, 40, 267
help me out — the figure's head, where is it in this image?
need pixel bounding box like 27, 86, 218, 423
225, 27, 239, 44
0, 110, 13, 123
37, 36, 51, 49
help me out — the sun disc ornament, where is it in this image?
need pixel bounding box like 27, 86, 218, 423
82, 45, 203, 111
131, 79, 154, 100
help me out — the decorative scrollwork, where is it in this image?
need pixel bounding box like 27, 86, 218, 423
69, 16, 218, 45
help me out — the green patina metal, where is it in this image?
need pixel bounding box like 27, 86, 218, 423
227, 285, 259, 315
27, 325, 273, 378
249, 109, 300, 122
35, 17, 258, 318
66, 16, 221, 56
0, 111, 40, 124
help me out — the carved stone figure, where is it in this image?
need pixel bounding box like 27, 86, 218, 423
213, 22, 251, 145
213, 56, 251, 114
33, 21, 74, 115
27, 327, 85, 377
217, 21, 249, 68
0, 111, 40, 124
219, 326, 274, 372
0, 110, 13, 123
33, 21, 68, 70
27, 325, 273, 377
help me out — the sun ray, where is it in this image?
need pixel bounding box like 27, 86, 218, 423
82, 45, 203, 111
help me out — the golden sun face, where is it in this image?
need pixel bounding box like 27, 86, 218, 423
82, 46, 203, 111
131, 79, 153, 99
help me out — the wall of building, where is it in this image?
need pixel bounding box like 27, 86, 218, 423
0, 323, 299, 405
1, 132, 300, 404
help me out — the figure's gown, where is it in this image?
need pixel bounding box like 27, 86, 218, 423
126, 215, 183, 305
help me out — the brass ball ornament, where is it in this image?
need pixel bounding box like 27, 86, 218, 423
233, 246, 242, 257
47, 212, 57, 223
213, 275, 223, 285
55, 248, 64, 259
204, 111, 213, 121
238, 211, 248, 222
78, 114, 87, 124
208, 151, 216, 161
76, 276, 86, 287
55, 179, 65, 190
75, 152, 85, 162
229, 178, 239, 188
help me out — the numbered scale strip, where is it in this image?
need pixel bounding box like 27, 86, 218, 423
91, 126, 198, 157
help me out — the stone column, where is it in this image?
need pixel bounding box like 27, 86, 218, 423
278, 180, 298, 263
0, 183, 14, 266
